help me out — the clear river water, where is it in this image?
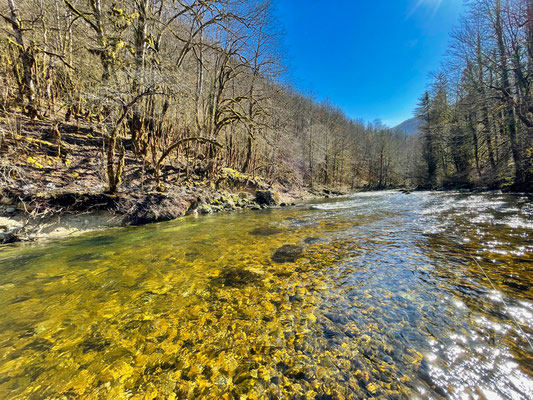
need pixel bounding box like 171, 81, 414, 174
0, 191, 532, 399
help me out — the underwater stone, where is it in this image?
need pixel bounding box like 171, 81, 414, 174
249, 226, 282, 236
503, 280, 530, 291
211, 268, 261, 288
271, 244, 304, 263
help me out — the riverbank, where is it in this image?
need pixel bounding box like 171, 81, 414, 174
0, 184, 348, 245
5, 183, 528, 246
0, 113, 350, 245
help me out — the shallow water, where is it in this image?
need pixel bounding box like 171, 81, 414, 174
0, 191, 532, 399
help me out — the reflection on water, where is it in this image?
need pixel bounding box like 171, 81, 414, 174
0, 191, 532, 399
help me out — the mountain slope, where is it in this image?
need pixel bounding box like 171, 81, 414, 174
393, 117, 420, 135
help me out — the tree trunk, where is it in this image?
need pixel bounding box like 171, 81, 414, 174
494, 0, 525, 188
130, 0, 149, 152
7, 0, 37, 117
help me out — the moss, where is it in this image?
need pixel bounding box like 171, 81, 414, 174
219, 168, 268, 190
26, 156, 43, 168
198, 204, 212, 214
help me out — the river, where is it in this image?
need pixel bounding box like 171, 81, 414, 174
0, 191, 532, 399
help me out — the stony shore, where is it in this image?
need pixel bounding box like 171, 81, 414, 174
0, 185, 345, 245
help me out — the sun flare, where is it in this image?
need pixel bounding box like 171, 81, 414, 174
408, 0, 444, 17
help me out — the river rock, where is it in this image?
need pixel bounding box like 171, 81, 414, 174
503, 280, 530, 291
0, 231, 18, 244
199, 204, 213, 214
222, 196, 236, 210
211, 268, 261, 288
255, 190, 279, 206
0, 218, 22, 243
272, 244, 304, 263
249, 226, 282, 236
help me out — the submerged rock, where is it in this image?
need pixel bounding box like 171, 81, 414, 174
272, 244, 304, 263
79, 336, 112, 353
211, 268, 261, 288
23, 338, 54, 352
249, 226, 282, 236
69, 252, 102, 263
503, 280, 530, 291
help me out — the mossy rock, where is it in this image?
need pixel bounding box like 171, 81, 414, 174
198, 204, 212, 214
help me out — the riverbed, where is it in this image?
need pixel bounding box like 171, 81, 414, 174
0, 191, 532, 399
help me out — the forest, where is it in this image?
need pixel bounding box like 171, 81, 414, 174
0, 0, 417, 200
0, 0, 530, 201
416, 0, 532, 192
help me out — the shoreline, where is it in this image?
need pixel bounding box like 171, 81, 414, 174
2, 185, 529, 247
0, 185, 343, 246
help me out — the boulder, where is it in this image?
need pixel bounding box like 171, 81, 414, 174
255, 190, 279, 206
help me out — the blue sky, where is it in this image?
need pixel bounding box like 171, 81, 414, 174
273, 0, 464, 127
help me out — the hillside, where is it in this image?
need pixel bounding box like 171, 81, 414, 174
393, 117, 420, 135
0, 0, 420, 244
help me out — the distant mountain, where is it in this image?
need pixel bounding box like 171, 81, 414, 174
393, 117, 421, 135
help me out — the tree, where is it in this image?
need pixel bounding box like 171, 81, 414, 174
416, 92, 438, 188
4, 0, 37, 117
